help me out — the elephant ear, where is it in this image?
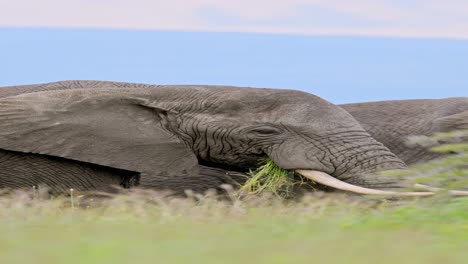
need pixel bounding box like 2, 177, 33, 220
0, 89, 199, 183
433, 110, 468, 132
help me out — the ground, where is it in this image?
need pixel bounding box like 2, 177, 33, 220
1, 133, 467, 264
0, 190, 467, 264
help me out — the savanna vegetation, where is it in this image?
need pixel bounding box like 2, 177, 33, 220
0, 131, 467, 264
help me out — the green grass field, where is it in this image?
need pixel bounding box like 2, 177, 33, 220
1, 190, 467, 264
1, 133, 467, 264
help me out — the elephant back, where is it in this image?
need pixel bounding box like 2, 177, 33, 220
0, 80, 159, 98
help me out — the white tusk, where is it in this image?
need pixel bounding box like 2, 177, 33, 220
296, 169, 434, 196
413, 183, 468, 196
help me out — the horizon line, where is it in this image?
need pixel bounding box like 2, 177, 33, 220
2, 26, 468, 42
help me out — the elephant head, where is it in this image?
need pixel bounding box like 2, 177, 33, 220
169, 87, 408, 186
0, 81, 443, 195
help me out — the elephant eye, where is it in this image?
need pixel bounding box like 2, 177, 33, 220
250, 126, 282, 135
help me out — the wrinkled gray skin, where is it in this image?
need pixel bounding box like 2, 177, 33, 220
341, 98, 468, 165
0, 81, 405, 194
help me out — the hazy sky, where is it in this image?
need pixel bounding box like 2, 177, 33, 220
1, 1, 467, 103
1, 0, 468, 39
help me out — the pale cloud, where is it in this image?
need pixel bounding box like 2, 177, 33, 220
0, 0, 467, 39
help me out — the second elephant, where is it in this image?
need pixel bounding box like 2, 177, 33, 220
341, 97, 468, 165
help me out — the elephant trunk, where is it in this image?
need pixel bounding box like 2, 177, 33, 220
296, 134, 468, 196
325, 133, 407, 188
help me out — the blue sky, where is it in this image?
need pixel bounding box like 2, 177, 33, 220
1, 1, 467, 104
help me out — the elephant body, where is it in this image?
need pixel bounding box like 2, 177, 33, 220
0, 81, 406, 194
341, 98, 468, 165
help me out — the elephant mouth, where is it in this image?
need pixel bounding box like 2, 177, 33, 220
295, 170, 468, 196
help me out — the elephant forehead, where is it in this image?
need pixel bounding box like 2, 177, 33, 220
276, 107, 364, 131
207, 89, 332, 113
203, 101, 363, 132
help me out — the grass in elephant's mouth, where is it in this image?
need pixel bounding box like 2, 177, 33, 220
240, 158, 307, 197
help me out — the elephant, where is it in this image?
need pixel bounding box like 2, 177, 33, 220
340, 98, 468, 165
0, 80, 458, 196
